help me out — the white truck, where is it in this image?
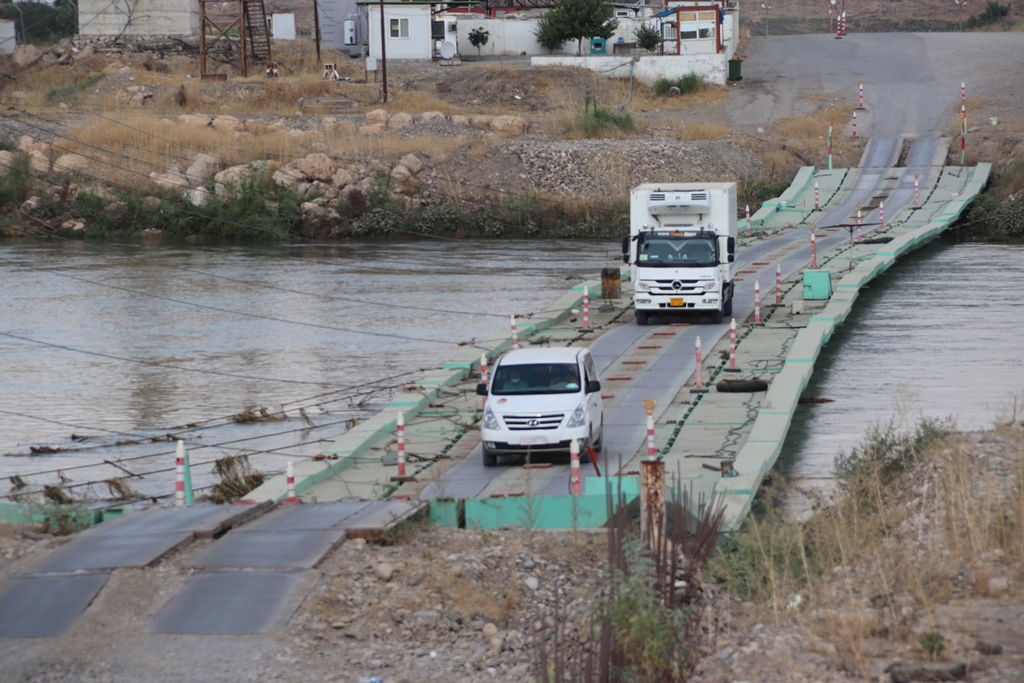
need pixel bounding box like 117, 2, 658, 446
622, 182, 738, 325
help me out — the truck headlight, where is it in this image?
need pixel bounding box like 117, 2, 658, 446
638, 282, 650, 291
483, 406, 499, 430
566, 400, 587, 428
703, 281, 716, 291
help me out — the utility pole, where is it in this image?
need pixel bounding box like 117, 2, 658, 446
954, 0, 967, 31
761, 3, 771, 37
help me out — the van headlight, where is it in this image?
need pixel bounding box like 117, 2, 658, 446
483, 406, 499, 430
566, 400, 587, 428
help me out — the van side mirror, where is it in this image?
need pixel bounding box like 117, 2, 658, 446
586, 380, 601, 394
476, 383, 488, 396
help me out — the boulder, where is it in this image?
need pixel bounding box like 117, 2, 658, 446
491, 115, 528, 135
421, 111, 446, 122
60, 219, 86, 232
366, 109, 389, 125
358, 125, 384, 135
451, 115, 470, 125
471, 115, 494, 129
185, 159, 211, 186
177, 114, 212, 128
21, 197, 42, 213
398, 153, 424, 175
104, 201, 129, 223
300, 202, 343, 238
272, 166, 306, 191
0, 150, 17, 176
150, 170, 190, 192
13, 45, 43, 69
17, 136, 34, 154
52, 154, 90, 175
185, 186, 210, 207
332, 168, 355, 188
211, 115, 245, 133
388, 112, 414, 129
29, 150, 50, 177
296, 153, 336, 182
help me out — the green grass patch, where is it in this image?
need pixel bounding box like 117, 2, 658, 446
653, 73, 707, 97
45, 74, 106, 104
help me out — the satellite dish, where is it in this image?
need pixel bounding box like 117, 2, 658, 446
440, 41, 457, 59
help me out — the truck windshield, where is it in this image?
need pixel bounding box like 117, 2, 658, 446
491, 363, 581, 395
637, 235, 717, 267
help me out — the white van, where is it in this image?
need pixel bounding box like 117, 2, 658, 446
475, 347, 603, 466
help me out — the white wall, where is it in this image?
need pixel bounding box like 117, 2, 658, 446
78, 0, 197, 36
0, 19, 15, 55
367, 5, 432, 60
531, 53, 729, 86
451, 14, 737, 59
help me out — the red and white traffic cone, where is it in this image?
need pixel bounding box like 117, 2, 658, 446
284, 461, 300, 504
814, 182, 820, 211
646, 413, 656, 461
841, 11, 846, 35
775, 264, 782, 306
725, 319, 740, 372
852, 110, 857, 138
811, 231, 818, 269
582, 287, 590, 331
856, 209, 863, 242
879, 201, 884, 230
480, 353, 488, 408
174, 441, 186, 507
510, 314, 519, 350
754, 281, 762, 325
396, 411, 406, 478
569, 439, 581, 495
835, 20, 842, 38
691, 336, 708, 394
745, 204, 751, 235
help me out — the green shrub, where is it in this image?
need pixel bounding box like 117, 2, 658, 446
46, 74, 106, 104
0, 153, 35, 207
965, 1, 1010, 28
653, 73, 706, 97
575, 92, 635, 138
633, 22, 662, 52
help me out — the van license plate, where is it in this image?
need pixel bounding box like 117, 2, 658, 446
669, 297, 684, 307
521, 436, 548, 445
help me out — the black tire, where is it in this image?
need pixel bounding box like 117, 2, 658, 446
723, 293, 733, 317
710, 308, 723, 324
716, 378, 769, 392
635, 310, 649, 326
483, 449, 497, 467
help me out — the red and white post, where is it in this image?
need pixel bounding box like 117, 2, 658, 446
745, 204, 751, 235
852, 110, 857, 138
858, 80, 865, 110
879, 201, 884, 230
582, 286, 590, 331
480, 353, 488, 407
396, 411, 406, 478
775, 264, 782, 306
961, 81, 966, 108
693, 336, 706, 392
856, 209, 863, 242
914, 178, 920, 208
754, 280, 762, 325
814, 181, 820, 211
510, 314, 519, 350
811, 231, 818, 269
569, 439, 581, 495
841, 11, 847, 34
285, 461, 298, 503
174, 441, 186, 507
646, 413, 656, 461
725, 319, 739, 372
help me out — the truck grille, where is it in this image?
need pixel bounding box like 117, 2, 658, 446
503, 413, 564, 430
650, 278, 703, 295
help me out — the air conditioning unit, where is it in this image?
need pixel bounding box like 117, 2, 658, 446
344, 20, 357, 45
647, 191, 711, 214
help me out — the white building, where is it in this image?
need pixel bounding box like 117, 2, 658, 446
0, 19, 16, 55
77, 0, 197, 37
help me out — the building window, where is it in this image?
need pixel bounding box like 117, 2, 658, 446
677, 11, 717, 40
389, 18, 409, 39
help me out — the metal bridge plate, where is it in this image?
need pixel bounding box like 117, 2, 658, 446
79, 503, 265, 539
27, 532, 194, 573
237, 501, 371, 532
0, 572, 109, 637
188, 529, 346, 569
148, 570, 316, 634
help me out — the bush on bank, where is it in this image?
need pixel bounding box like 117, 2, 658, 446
963, 160, 1024, 240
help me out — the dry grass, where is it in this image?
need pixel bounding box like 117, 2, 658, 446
671, 121, 731, 141
634, 84, 729, 111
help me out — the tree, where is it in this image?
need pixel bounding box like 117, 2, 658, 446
633, 22, 661, 52
468, 27, 490, 56
541, 0, 618, 56
534, 13, 567, 53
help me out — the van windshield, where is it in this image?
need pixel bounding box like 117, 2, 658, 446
491, 363, 580, 395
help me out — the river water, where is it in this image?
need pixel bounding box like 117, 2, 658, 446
2, 237, 1020, 504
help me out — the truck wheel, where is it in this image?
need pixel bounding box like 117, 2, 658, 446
635, 310, 649, 326
483, 449, 497, 467
724, 294, 733, 317
710, 308, 723, 324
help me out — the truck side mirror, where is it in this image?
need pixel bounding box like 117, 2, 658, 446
727, 236, 736, 263
586, 379, 601, 394
476, 383, 488, 396
621, 235, 630, 264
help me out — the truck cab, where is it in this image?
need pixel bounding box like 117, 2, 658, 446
476, 347, 603, 467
